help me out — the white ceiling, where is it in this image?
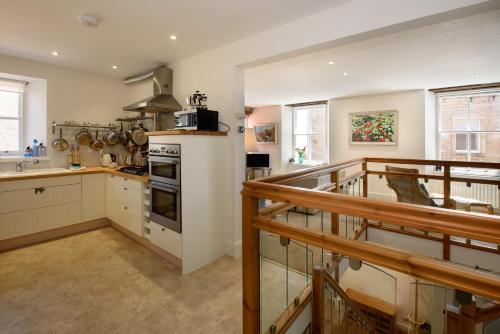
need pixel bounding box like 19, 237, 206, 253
0, 0, 350, 77
244, 9, 500, 106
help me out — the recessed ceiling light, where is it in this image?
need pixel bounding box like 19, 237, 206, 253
112, 65, 118, 70
328, 61, 335, 65
391, 87, 396, 90
51, 51, 59, 56
343, 72, 348, 76
472, 73, 481, 77
170, 35, 177, 40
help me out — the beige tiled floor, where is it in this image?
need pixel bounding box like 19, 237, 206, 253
0, 228, 242, 334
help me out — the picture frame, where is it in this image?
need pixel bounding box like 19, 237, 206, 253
254, 123, 278, 144
348, 110, 398, 145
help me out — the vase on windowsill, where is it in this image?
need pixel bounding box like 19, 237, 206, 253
295, 146, 306, 164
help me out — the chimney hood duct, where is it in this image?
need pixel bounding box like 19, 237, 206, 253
123, 66, 182, 113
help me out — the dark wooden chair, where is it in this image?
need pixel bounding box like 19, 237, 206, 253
384, 166, 494, 214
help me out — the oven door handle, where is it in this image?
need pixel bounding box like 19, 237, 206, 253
149, 156, 180, 164
151, 183, 179, 193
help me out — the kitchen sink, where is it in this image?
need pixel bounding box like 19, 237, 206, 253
1, 168, 69, 176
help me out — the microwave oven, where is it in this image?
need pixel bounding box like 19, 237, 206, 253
174, 108, 219, 131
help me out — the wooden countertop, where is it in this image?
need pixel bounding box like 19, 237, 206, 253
146, 130, 228, 136
0, 166, 149, 183
345, 288, 397, 316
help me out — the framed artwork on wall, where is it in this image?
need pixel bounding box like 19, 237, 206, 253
348, 110, 398, 145
255, 123, 278, 144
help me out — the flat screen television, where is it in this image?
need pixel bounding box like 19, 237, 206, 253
246, 153, 270, 168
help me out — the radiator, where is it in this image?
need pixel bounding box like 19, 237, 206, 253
429, 181, 499, 209
451, 182, 499, 209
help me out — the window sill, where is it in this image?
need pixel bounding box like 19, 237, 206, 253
289, 161, 326, 167
0, 156, 51, 163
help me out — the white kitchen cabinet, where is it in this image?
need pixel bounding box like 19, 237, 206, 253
105, 174, 143, 236
0, 176, 82, 240
149, 221, 182, 259
81, 174, 106, 221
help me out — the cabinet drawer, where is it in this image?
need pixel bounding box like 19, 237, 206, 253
107, 174, 142, 191
123, 187, 142, 210
109, 202, 142, 236
107, 177, 142, 208
0, 202, 81, 240
0, 183, 81, 214
0, 175, 81, 192
150, 221, 182, 258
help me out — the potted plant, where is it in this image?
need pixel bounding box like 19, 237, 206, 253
295, 146, 306, 164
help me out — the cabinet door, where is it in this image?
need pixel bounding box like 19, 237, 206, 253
106, 175, 118, 222
0, 202, 81, 240
82, 174, 106, 221
122, 207, 142, 236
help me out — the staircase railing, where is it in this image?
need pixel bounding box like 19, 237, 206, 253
242, 157, 500, 334
313, 266, 376, 333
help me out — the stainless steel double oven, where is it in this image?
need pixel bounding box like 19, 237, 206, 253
149, 143, 181, 233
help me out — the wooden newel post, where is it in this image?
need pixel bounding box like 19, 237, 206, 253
242, 192, 261, 334
443, 165, 451, 261
330, 171, 340, 235
312, 266, 324, 334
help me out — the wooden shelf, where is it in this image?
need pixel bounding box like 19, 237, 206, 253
146, 130, 228, 136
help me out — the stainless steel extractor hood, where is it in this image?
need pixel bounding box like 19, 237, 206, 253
123, 66, 182, 113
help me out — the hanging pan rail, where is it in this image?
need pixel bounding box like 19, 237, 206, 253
51, 121, 117, 134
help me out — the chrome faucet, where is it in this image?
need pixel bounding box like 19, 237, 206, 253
15, 159, 40, 172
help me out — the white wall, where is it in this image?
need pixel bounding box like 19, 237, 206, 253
329, 90, 426, 199
329, 90, 426, 163
0, 54, 144, 169
247, 105, 283, 174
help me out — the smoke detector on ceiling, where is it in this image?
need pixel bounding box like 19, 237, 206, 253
79, 14, 101, 28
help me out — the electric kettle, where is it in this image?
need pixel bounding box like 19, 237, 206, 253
102, 153, 116, 167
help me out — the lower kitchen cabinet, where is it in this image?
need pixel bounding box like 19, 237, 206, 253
81, 174, 106, 221
0, 176, 82, 240
149, 221, 182, 258
106, 174, 143, 236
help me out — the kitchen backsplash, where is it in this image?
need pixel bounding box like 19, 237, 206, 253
0, 118, 153, 171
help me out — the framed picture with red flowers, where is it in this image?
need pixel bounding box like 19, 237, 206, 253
348, 110, 398, 145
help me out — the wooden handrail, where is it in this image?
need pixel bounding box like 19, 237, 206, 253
242, 157, 500, 334
252, 215, 500, 301
366, 170, 500, 186
365, 157, 500, 169
321, 267, 376, 331
264, 286, 313, 334
242, 183, 500, 244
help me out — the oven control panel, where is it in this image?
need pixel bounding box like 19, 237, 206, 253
149, 143, 180, 157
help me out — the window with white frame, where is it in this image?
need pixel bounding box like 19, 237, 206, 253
292, 103, 328, 163
0, 79, 25, 155
437, 90, 500, 162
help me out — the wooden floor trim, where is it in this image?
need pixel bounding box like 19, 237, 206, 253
0, 218, 110, 253
109, 221, 182, 268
